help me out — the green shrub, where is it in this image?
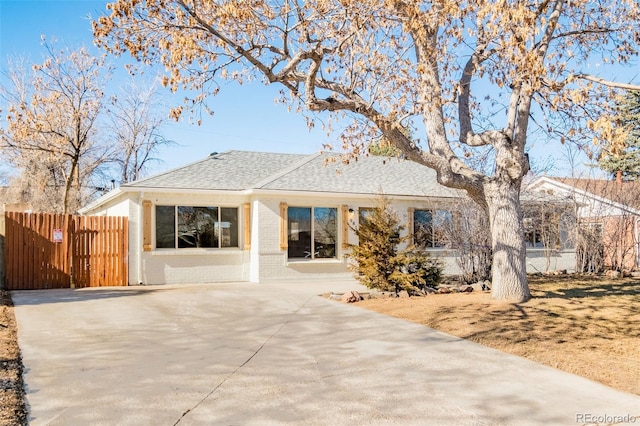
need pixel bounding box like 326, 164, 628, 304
392, 249, 443, 293
349, 197, 443, 295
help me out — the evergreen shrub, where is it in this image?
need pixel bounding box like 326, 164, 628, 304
349, 197, 443, 295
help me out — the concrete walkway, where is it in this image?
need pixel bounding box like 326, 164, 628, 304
12, 280, 640, 425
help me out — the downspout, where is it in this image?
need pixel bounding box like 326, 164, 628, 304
138, 192, 144, 285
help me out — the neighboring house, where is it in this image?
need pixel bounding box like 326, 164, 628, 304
80, 150, 575, 285
529, 176, 640, 271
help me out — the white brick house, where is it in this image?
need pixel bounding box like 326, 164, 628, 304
80, 150, 575, 285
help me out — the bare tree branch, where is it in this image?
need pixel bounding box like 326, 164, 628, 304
574, 74, 640, 91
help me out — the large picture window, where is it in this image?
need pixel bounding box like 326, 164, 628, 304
413, 209, 452, 248
155, 205, 238, 249
288, 207, 337, 259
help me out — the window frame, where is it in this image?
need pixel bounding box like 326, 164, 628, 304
358, 207, 374, 225
413, 208, 452, 249
287, 206, 338, 260
154, 205, 239, 250
523, 211, 563, 250
523, 217, 545, 249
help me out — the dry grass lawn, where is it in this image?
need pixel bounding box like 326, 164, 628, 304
356, 275, 640, 396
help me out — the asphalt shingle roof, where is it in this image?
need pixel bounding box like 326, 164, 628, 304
260, 152, 459, 197
124, 150, 460, 198
124, 151, 308, 190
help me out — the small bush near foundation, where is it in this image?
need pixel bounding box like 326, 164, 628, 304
349, 197, 442, 295
393, 249, 443, 293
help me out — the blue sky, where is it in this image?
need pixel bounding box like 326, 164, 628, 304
0, 0, 331, 175
1, 0, 637, 178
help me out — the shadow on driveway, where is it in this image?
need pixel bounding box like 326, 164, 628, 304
12, 282, 640, 425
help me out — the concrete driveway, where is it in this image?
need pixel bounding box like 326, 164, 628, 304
12, 280, 640, 425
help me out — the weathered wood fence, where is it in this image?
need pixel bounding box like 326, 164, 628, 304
3, 212, 128, 290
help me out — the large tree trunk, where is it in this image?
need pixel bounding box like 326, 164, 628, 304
484, 181, 531, 302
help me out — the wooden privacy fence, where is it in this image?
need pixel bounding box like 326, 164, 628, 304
4, 212, 128, 290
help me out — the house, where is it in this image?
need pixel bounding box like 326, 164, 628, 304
529, 176, 640, 271
80, 150, 576, 285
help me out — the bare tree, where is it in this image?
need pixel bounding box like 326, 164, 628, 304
94, 0, 640, 301
0, 43, 112, 214
575, 223, 605, 273
2, 153, 67, 212
106, 79, 174, 184
443, 199, 492, 284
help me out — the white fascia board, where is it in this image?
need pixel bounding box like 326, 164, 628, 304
80, 186, 251, 214
127, 187, 248, 196
78, 187, 125, 215
527, 176, 556, 190
86, 186, 462, 209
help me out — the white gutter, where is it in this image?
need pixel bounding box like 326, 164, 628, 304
244, 188, 462, 202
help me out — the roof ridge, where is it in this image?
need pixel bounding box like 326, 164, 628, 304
252, 151, 323, 189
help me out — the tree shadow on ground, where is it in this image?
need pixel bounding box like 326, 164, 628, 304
9, 287, 171, 306
358, 275, 640, 395
529, 275, 640, 299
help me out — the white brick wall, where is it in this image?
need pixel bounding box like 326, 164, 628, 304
128, 196, 140, 285
142, 250, 249, 284
88, 190, 576, 285
242, 195, 479, 282
525, 250, 576, 273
